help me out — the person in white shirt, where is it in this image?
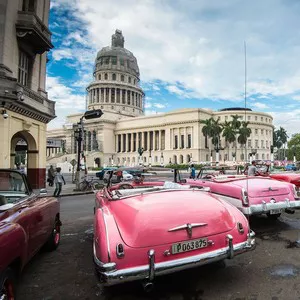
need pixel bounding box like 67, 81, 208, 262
248, 161, 258, 176
53, 167, 66, 197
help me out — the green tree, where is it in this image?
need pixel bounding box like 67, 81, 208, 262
274, 127, 288, 159
200, 118, 214, 149
222, 120, 236, 159
287, 133, 300, 160
238, 121, 252, 147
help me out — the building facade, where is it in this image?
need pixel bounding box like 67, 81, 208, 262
0, 0, 55, 187
47, 30, 274, 169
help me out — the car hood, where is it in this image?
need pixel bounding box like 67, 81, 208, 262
230, 178, 291, 197
109, 190, 236, 248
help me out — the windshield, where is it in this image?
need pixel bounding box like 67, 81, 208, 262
0, 170, 28, 204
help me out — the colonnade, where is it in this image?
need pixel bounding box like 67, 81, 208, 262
88, 87, 143, 108
116, 130, 166, 153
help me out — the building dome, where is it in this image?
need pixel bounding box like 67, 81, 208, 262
87, 30, 144, 117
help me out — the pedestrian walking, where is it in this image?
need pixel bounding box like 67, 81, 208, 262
53, 167, 66, 197
47, 165, 55, 187
190, 164, 196, 179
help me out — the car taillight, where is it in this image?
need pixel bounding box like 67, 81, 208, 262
237, 222, 244, 234
241, 188, 249, 206
292, 185, 300, 199
116, 243, 125, 258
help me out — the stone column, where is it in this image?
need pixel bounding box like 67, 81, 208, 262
185, 127, 188, 149
147, 131, 150, 151
131, 133, 134, 152
104, 88, 107, 102
121, 134, 124, 152
125, 89, 128, 104
158, 130, 161, 150
109, 88, 112, 103
141, 131, 144, 149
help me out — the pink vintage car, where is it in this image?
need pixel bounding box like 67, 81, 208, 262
186, 168, 300, 219
0, 169, 61, 300
93, 182, 255, 289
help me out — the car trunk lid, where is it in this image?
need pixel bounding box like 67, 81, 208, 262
109, 190, 236, 248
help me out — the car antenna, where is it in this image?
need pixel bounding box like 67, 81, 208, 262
244, 41, 251, 235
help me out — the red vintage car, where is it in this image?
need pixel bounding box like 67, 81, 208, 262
0, 169, 61, 299
93, 181, 255, 289
186, 168, 300, 219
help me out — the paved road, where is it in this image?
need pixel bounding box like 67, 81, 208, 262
17, 194, 300, 300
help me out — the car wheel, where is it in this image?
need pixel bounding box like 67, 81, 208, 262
45, 217, 61, 251
0, 268, 16, 300
266, 212, 281, 220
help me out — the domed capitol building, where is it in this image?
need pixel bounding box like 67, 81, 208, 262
47, 30, 274, 168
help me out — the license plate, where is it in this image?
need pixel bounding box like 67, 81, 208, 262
172, 238, 208, 254
270, 209, 282, 215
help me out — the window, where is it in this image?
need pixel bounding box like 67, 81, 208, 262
255, 140, 258, 148
112, 57, 117, 65
105, 57, 110, 64
104, 73, 108, 80
128, 77, 131, 84
98, 74, 101, 80
255, 116, 257, 121
266, 141, 269, 148
261, 140, 264, 148
255, 129, 258, 134
22, 0, 36, 12
121, 75, 124, 82
120, 58, 124, 66
187, 134, 192, 148
18, 50, 31, 86
265, 117, 268, 122
134, 79, 136, 85
248, 139, 251, 148
248, 116, 251, 121
262, 153, 265, 160
174, 135, 178, 149
111, 106, 114, 109
181, 135, 184, 148
261, 117, 263, 121
261, 129, 264, 134
112, 73, 116, 80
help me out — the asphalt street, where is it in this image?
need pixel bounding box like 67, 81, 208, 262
17, 193, 300, 300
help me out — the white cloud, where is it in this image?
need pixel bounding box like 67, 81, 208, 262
47, 76, 86, 129
51, 49, 74, 61
251, 102, 269, 109
153, 103, 167, 109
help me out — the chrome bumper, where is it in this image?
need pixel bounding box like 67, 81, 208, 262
241, 200, 300, 215
94, 231, 255, 286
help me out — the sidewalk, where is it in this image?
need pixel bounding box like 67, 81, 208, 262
34, 182, 95, 197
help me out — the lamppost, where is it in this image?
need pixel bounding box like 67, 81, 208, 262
232, 152, 236, 163
293, 145, 297, 163
214, 136, 224, 166
73, 109, 103, 190
111, 154, 114, 166
138, 147, 144, 165
160, 152, 164, 167
149, 149, 152, 167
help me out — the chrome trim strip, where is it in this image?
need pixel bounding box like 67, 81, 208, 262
168, 223, 207, 233
93, 241, 116, 272
101, 208, 111, 262
94, 231, 255, 286
148, 249, 155, 281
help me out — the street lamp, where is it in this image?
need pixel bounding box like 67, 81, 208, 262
138, 147, 144, 165
111, 154, 114, 166
232, 152, 236, 162
149, 149, 152, 167
160, 152, 164, 167
248, 148, 257, 163
73, 109, 103, 189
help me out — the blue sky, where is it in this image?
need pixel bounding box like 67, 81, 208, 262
47, 0, 300, 136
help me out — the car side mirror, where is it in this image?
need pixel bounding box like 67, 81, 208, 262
39, 188, 48, 196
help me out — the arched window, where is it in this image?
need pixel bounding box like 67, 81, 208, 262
180, 155, 183, 164
128, 77, 131, 84
104, 73, 108, 80
133, 79, 136, 85
98, 74, 101, 80
112, 73, 116, 80
262, 153, 265, 160
121, 75, 124, 82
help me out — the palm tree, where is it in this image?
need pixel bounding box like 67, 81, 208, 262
230, 114, 242, 160
238, 122, 252, 160
210, 118, 223, 164
200, 118, 213, 149
278, 126, 289, 159
222, 121, 236, 160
